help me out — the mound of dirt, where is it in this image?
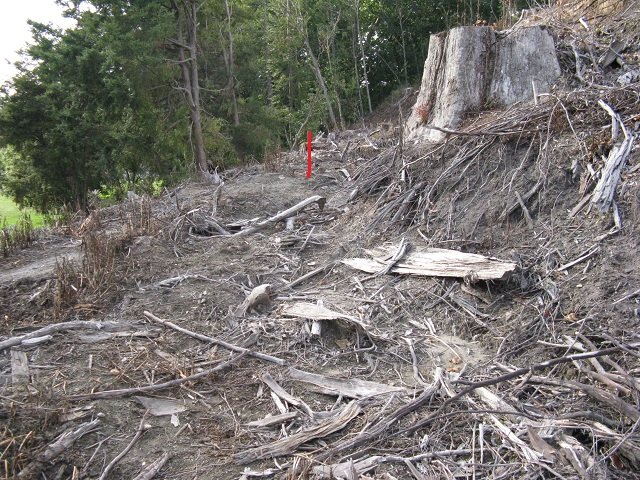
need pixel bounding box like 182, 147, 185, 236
1, 3, 639, 479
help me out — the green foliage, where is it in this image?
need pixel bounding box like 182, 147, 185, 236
0, 0, 525, 212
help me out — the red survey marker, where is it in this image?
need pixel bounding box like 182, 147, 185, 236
306, 130, 312, 179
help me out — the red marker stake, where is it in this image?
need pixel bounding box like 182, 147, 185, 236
306, 130, 312, 179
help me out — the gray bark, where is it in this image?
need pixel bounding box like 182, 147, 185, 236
171, 0, 210, 177
405, 26, 560, 143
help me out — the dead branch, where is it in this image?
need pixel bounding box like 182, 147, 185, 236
343, 245, 516, 281
18, 419, 100, 478
143, 310, 285, 365
0, 320, 126, 352
314, 383, 440, 462
405, 343, 640, 434
285, 262, 336, 289
234, 195, 326, 236
69, 352, 246, 401
261, 372, 314, 417
591, 100, 635, 212
288, 367, 405, 399
233, 400, 362, 465
99, 413, 150, 480
131, 452, 171, 480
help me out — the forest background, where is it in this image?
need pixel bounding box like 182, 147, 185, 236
0, 0, 525, 212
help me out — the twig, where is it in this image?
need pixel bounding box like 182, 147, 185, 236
376, 238, 410, 276
285, 262, 336, 289
131, 451, 171, 480
69, 352, 246, 401
612, 288, 640, 305
143, 311, 284, 365
99, 413, 150, 480
514, 191, 534, 229
556, 246, 599, 272
405, 343, 640, 434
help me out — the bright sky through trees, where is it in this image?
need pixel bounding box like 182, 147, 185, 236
0, 0, 75, 84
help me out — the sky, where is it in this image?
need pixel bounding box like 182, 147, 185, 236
0, 0, 75, 84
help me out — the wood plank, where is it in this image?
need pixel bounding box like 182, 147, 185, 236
342, 245, 516, 281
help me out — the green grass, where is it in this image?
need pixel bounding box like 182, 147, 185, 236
0, 195, 44, 227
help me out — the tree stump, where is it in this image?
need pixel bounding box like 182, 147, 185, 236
405, 26, 561, 143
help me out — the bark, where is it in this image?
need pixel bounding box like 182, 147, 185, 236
355, 0, 372, 114
171, 0, 210, 177
304, 35, 338, 130
222, 0, 240, 126
405, 26, 560, 143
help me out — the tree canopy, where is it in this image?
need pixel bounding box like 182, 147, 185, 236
0, 0, 512, 211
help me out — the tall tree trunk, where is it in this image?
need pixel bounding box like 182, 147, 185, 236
222, 0, 240, 126
304, 35, 338, 130
170, 0, 211, 179
351, 22, 364, 119
397, 1, 409, 85
355, 0, 372, 114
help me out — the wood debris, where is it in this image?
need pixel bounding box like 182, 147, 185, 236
288, 367, 405, 399
343, 244, 516, 281
234, 284, 272, 317
233, 400, 362, 465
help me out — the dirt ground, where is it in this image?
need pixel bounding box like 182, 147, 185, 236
2, 3, 640, 480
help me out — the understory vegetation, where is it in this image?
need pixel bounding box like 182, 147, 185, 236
0, 0, 529, 212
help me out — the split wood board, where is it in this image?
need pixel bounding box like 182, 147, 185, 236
342, 245, 516, 281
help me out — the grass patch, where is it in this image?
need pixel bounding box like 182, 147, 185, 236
0, 195, 44, 227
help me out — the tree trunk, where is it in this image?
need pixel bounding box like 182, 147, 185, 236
397, 1, 409, 85
355, 0, 372, 114
405, 26, 561, 143
170, 0, 211, 178
223, 0, 240, 126
304, 35, 338, 130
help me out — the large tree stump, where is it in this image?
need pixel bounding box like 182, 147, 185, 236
405, 26, 560, 143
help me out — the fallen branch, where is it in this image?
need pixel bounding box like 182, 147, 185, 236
143, 311, 284, 365
314, 383, 439, 462
69, 352, 246, 401
0, 321, 125, 352
18, 419, 100, 478
313, 449, 473, 478
289, 367, 405, 399
99, 413, 150, 480
591, 101, 635, 212
405, 343, 640, 435
131, 452, 171, 480
285, 262, 336, 289
233, 400, 362, 465
343, 245, 516, 281
261, 372, 314, 417
234, 195, 326, 236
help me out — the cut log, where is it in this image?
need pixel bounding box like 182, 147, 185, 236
342, 245, 516, 281
405, 26, 560, 142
